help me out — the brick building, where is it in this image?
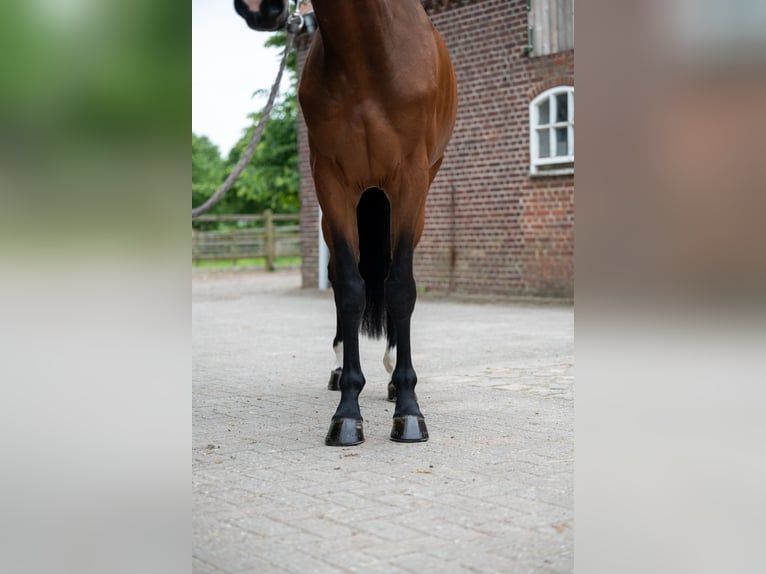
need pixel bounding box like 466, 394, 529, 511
296, 0, 574, 298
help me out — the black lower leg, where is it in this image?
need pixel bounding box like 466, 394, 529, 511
325, 241, 366, 446
385, 237, 427, 442
385, 313, 398, 401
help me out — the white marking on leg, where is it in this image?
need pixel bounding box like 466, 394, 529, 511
383, 345, 396, 375
333, 342, 344, 370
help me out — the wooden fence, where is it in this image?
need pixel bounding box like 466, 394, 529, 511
192, 211, 300, 270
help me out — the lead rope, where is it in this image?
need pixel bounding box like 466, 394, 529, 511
192, 7, 303, 219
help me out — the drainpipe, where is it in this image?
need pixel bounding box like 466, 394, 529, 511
449, 183, 457, 294
318, 206, 329, 290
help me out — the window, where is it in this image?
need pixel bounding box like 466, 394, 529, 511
530, 86, 574, 175
526, 0, 574, 57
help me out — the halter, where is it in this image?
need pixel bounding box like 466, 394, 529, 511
287, 0, 308, 34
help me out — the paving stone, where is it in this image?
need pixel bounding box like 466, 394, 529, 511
193, 271, 573, 573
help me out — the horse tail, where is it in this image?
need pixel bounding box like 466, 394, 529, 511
357, 188, 390, 339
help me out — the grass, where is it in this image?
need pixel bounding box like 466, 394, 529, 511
192, 257, 301, 269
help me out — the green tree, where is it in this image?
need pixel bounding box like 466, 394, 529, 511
192, 31, 299, 216
192, 133, 259, 216
226, 93, 299, 214
192, 133, 224, 209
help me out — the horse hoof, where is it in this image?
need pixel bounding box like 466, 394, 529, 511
390, 415, 428, 443
325, 418, 364, 446
327, 368, 342, 391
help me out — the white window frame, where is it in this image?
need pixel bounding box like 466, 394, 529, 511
530, 86, 574, 176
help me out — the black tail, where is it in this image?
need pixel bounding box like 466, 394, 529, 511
357, 188, 391, 339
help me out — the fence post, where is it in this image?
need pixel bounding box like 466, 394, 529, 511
231, 227, 238, 267
193, 228, 200, 266
264, 209, 275, 271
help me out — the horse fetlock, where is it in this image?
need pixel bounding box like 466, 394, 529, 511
340, 371, 366, 395
391, 369, 421, 417
391, 367, 417, 390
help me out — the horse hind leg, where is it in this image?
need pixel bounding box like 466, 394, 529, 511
384, 314, 416, 404
384, 334, 416, 403
384, 314, 397, 401
328, 311, 342, 391
324, 221, 343, 391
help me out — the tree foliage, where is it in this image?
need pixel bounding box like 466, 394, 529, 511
192, 132, 259, 215
192, 134, 224, 209
192, 31, 298, 216
226, 93, 299, 214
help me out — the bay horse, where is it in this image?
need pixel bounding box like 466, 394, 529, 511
234, 0, 457, 446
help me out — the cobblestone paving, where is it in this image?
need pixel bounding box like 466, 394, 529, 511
193, 271, 573, 573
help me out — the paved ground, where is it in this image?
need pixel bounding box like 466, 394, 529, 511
193, 270, 573, 573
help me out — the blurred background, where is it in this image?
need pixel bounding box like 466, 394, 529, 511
576, 1, 766, 572
0, 1, 188, 248
0, 2, 189, 573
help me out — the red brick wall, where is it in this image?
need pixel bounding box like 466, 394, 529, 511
296, 0, 574, 298
296, 35, 319, 289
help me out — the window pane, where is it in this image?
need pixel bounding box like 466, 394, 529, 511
538, 98, 550, 125
538, 128, 550, 158
556, 127, 568, 156
556, 93, 568, 123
